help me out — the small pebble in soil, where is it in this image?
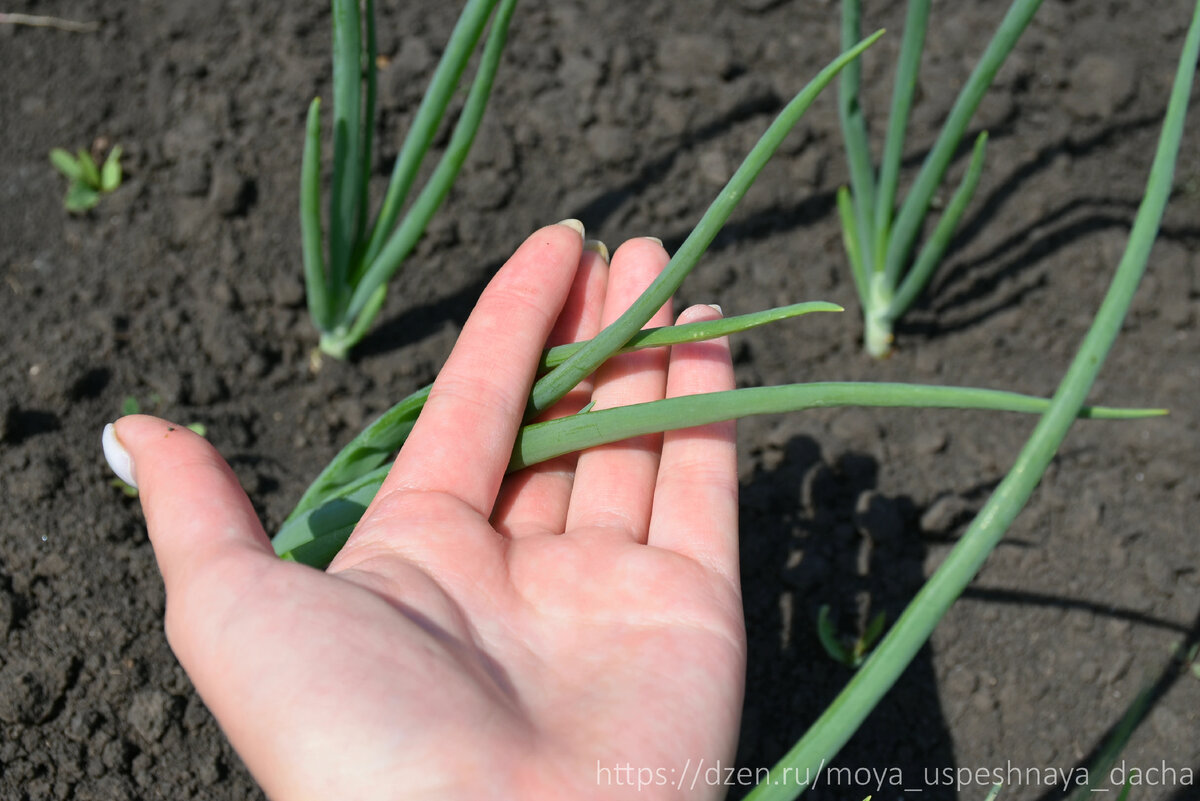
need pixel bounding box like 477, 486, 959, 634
1065, 54, 1137, 120
920, 494, 973, 537
209, 162, 252, 217
0, 658, 69, 725
914, 429, 948, 455
127, 689, 173, 744
173, 156, 211, 197
655, 33, 734, 81
1142, 552, 1176, 592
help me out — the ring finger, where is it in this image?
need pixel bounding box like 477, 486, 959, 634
564, 237, 673, 542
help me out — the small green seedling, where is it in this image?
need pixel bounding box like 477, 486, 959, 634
836, 0, 1042, 357
816, 605, 887, 668
49, 144, 123, 213
112, 396, 206, 496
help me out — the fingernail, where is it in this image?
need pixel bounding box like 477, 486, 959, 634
584, 239, 610, 264
708, 303, 723, 315
102, 423, 137, 489
643, 236, 664, 247
556, 218, 585, 239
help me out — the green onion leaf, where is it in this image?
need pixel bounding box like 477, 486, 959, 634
882, 0, 1042, 288
528, 30, 885, 418
329, 0, 364, 299
300, 97, 331, 332
742, 4, 1199, 794
275, 383, 1164, 565
872, 0, 930, 265
540, 302, 842, 371
509, 383, 1164, 471
886, 130, 988, 322
289, 302, 838, 519
359, 0, 501, 270
341, 0, 518, 336
837, 185, 869, 304
838, 0, 878, 270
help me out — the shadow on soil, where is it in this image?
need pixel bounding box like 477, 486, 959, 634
732, 434, 958, 800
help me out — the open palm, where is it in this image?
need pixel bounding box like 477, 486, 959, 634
109, 223, 745, 800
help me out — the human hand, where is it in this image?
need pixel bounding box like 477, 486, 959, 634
103, 221, 744, 799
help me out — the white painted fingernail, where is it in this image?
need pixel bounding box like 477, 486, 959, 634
102, 423, 137, 489
556, 218, 585, 238
708, 304, 724, 315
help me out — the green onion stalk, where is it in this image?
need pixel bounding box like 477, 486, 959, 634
302, 0, 519, 360
744, 2, 1199, 796
272, 27, 1165, 573
836, 0, 1042, 357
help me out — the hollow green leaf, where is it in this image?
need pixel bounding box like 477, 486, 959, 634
357, 0, 377, 249
873, 0, 930, 265
883, 0, 1042, 288
322, 282, 387, 359
282, 523, 361, 566
838, 0, 877, 269
886, 130, 988, 323
360, 0, 501, 270
837, 185, 869, 305
285, 385, 428, 523
540, 302, 842, 371
340, 0, 518, 337
275, 382, 1164, 565
742, 4, 1198, 795
509, 383, 1164, 471
300, 97, 331, 332
290, 303, 840, 519
528, 30, 885, 418
275, 478, 381, 557
328, 0, 364, 300
1064, 678, 1155, 801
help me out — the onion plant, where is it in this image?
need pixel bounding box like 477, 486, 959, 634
302, 0, 518, 360
264, 0, 1199, 794
836, 0, 1042, 357
271, 27, 1164, 568
743, 1, 1199, 796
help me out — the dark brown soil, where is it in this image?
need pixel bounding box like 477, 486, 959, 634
3, 1, 1199, 799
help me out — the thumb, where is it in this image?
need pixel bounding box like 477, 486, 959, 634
103, 415, 276, 617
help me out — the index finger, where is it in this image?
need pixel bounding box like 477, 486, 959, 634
376, 221, 586, 517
